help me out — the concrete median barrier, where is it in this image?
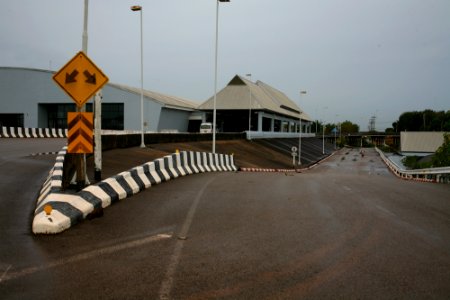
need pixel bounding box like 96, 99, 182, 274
1, 126, 67, 138
32, 149, 238, 234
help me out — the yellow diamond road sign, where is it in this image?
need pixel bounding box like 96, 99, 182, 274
53, 51, 109, 107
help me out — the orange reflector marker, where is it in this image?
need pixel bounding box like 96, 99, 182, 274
44, 204, 53, 216
175, 149, 179, 154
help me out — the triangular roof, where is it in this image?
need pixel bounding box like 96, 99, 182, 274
0, 68, 199, 111
110, 83, 198, 111
198, 75, 312, 121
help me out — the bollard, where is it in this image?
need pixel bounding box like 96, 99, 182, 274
44, 204, 53, 216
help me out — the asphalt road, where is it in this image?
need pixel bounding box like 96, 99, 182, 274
1, 140, 450, 299
0, 138, 66, 252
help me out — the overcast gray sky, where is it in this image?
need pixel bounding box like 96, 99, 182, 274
1, 0, 449, 130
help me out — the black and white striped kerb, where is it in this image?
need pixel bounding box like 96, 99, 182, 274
29, 151, 60, 157
32, 150, 238, 234
35, 146, 67, 207
240, 167, 301, 173
0, 126, 67, 138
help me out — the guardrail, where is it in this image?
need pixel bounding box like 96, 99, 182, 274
375, 147, 450, 183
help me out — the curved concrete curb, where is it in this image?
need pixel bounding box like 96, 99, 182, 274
240, 168, 299, 173
375, 147, 440, 183
239, 152, 335, 173
1, 126, 67, 138
35, 147, 67, 200
32, 150, 238, 234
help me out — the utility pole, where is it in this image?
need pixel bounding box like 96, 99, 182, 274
298, 90, 307, 165
82, 0, 102, 182
75, 0, 90, 189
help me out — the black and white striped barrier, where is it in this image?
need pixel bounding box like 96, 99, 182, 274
239, 152, 335, 173
35, 147, 67, 204
240, 168, 279, 172
0, 126, 67, 138
32, 151, 238, 234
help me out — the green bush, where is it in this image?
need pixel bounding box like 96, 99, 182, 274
432, 133, 450, 167
402, 156, 433, 169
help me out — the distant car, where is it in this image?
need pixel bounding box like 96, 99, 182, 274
200, 122, 213, 133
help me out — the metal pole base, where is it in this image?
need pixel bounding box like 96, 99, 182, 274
76, 180, 86, 192
94, 169, 101, 182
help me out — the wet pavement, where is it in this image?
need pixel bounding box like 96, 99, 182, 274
1, 141, 450, 299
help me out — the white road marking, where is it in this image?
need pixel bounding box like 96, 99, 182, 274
158, 176, 216, 300
343, 186, 352, 191
0, 264, 12, 283
375, 205, 395, 217
1, 232, 172, 283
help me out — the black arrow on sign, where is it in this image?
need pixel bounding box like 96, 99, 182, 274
65, 70, 79, 83
83, 70, 96, 85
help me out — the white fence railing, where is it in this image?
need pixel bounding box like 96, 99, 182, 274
375, 147, 450, 183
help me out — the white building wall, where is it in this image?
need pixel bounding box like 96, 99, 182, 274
0, 67, 69, 128
101, 84, 163, 132
0, 67, 188, 132
158, 108, 191, 132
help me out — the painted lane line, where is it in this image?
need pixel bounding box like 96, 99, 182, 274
158, 176, 216, 300
375, 205, 396, 217
0, 264, 12, 283
2, 233, 172, 283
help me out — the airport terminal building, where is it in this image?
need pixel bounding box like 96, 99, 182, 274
0, 67, 198, 132
0, 67, 311, 136
198, 75, 312, 136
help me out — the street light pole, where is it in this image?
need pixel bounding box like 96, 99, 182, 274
131, 5, 145, 148
334, 114, 339, 150
213, 0, 230, 154
314, 108, 317, 135
298, 90, 306, 165
76, 0, 89, 188
246, 73, 252, 140
322, 121, 325, 154
322, 106, 328, 155
82, 0, 88, 53
334, 127, 337, 150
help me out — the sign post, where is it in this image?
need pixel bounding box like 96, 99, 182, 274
291, 146, 298, 169
53, 51, 108, 188
94, 92, 102, 181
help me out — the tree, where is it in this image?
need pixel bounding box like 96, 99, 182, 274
432, 133, 450, 167
443, 111, 450, 131
324, 123, 334, 135
311, 120, 323, 134
397, 111, 422, 131
340, 120, 359, 134
394, 109, 450, 132
385, 127, 395, 134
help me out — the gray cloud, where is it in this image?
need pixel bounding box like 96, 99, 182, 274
1, 0, 449, 130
